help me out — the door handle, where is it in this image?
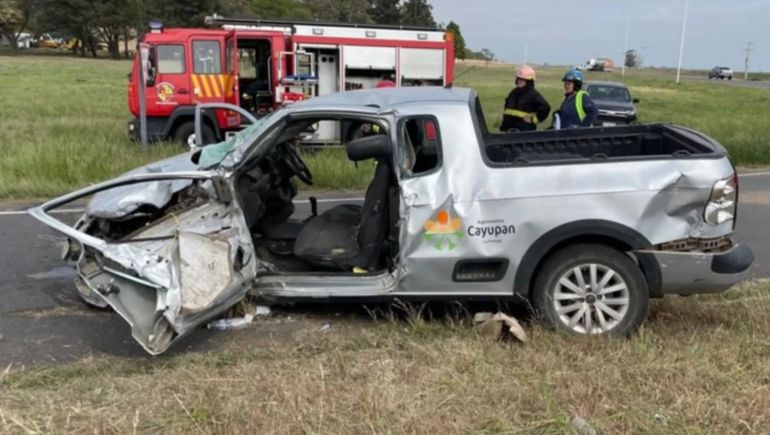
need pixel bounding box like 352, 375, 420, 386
178, 88, 189, 95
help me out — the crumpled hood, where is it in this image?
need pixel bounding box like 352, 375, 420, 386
87, 152, 199, 219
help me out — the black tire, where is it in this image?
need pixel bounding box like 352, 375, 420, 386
172, 121, 216, 148
531, 243, 648, 337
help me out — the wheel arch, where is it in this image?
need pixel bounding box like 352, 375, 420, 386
513, 220, 662, 298
163, 107, 222, 141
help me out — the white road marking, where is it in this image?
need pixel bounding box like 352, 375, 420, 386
0, 198, 365, 217
0, 208, 83, 216
740, 171, 770, 178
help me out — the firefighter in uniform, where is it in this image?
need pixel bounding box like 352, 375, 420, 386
557, 69, 598, 128
500, 65, 551, 132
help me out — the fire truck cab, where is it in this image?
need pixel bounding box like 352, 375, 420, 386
128, 15, 454, 146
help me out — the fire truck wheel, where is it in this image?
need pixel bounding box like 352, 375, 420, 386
173, 122, 215, 149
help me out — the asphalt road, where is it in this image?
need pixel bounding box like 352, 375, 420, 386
1, 174, 769, 367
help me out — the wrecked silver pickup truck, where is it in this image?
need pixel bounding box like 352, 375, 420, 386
30, 87, 753, 355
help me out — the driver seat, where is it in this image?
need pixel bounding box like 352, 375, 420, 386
293, 136, 393, 271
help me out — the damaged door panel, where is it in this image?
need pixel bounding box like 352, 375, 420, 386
29, 171, 257, 355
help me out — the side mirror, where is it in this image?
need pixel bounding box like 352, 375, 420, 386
346, 134, 391, 161
632, 98, 640, 103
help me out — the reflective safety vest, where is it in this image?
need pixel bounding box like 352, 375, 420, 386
503, 108, 539, 123
575, 90, 588, 122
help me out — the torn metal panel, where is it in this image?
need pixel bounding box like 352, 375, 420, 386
178, 231, 234, 313
29, 172, 257, 355
88, 153, 198, 219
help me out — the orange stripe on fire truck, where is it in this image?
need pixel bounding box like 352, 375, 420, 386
199, 75, 213, 97
191, 75, 235, 98
210, 75, 223, 97
191, 75, 202, 97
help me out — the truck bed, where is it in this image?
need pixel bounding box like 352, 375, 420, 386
480, 124, 722, 166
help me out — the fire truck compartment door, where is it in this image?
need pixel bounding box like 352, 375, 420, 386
399, 48, 444, 80
343, 46, 396, 70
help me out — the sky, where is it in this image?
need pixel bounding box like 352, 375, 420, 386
431, 0, 770, 72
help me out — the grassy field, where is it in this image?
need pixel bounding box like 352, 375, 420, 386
1, 55, 769, 199
0, 56, 372, 198
1, 281, 770, 433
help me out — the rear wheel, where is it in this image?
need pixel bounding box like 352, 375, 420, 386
531, 243, 648, 336
173, 121, 215, 149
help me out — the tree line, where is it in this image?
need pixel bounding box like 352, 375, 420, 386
1, 0, 475, 59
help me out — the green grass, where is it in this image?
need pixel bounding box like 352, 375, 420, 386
302, 148, 375, 191
0, 56, 179, 198
1, 56, 769, 199
2, 281, 770, 433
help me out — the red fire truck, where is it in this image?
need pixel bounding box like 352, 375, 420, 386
128, 15, 455, 146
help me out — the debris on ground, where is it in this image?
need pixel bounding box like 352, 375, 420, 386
319, 322, 332, 332
208, 313, 255, 330
571, 416, 598, 435
654, 413, 669, 426
207, 305, 272, 330
473, 312, 527, 342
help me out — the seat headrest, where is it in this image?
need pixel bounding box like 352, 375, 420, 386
346, 134, 391, 162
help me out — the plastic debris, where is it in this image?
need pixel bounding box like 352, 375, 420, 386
654, 413, 669, 426
207, 313, 254, 330
473, 312, 527, 342
320, 322, 332, 332
255, 305, 271, 316
571, 416, 598, 435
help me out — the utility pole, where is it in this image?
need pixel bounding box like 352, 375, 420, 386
675, 0, 690, 84
744, 41, 754, 80
621, 0, 631, 77
523, 43, 528, 65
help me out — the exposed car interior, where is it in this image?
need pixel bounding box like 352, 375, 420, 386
234, 116, 438, 275
78, 113, 441, 278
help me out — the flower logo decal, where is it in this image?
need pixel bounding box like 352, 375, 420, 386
423, 209, 463, 251
157, 82, 175, 102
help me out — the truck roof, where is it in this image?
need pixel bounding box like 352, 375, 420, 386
287, 86, 473, 111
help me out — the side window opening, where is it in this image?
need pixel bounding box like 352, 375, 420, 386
401, 117, 441, 177
157, 45, 185, 74
193, 40, 222, 74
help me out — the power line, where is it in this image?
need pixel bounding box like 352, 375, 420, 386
744, 41, 754, 80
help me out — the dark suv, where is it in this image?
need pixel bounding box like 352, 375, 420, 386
585, 81, 639, 126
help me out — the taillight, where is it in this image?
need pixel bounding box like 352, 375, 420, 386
704, 173, 737, 225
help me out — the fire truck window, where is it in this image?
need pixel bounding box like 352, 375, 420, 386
193, 40, 222, 74
157, 45, 184, 74
238, 50, 257, 79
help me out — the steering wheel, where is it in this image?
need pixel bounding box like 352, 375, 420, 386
282, 142, 313, 185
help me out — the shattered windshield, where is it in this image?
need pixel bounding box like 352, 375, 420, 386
198, 112, 276, 169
